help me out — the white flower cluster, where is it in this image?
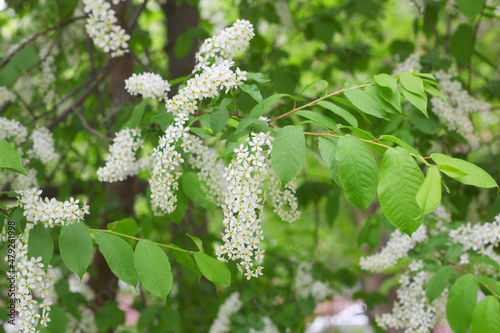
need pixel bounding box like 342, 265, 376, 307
0, 86, 16, 108
268, 171, 300, 223
67, 307, 98, 333
12, 168, 39, 191
149, 116, 188, 215
83, 0, 130, 57
97, 128, 144, 182
187, 134, 228, 206
27, 126, 59, 165
194, 19, 254, 72
68, 273, 95, 301
125, 73, 171, 101
208, 292, 243, 333
215, 133, 276, 280
249, 317, 280, 333
360, 225, 428, 273
376, 270, 442, 332
294, 262, 333, 303
449, 214, 500, 264
392, 53, 422, 75
18, 188, 90, 228
0, 117, 28, 145
431, 70, 490, 148
5, 236, 59, 332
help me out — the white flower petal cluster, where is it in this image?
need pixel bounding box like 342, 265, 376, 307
431, 70, 490, 148
5, 235, 59, 332
250, 317, 280, 333
97, 128, 144, 182
194, 19, 254, 72
187, 134, 228, 206
376, 270, 442, 332
294, 262, 333, 303
360, 225, 428, 272
449, 214, 500, 263
27, 126, 59, 165
215, 132, 276, 279
67, 307, 98, 333
392, 53, 422, 75
149, 116, 188, 215
167, 61, 247, 116
208, 292, 243, 333
83, 0, 130, 57
0, 116, 28, 145
18, 188, 90, 228
12, 168, 39, 191
268, 172, 300, 223
0, 86, 16, 108
125, 73, 171, 101
68, 273, 95, 301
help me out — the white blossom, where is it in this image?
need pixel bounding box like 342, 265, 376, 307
0, 86, 16, 108
208, 292, 243, 333
0, 117, 28, 145
125, 73, 171, 101
392, 53, 422, 75
294, 262, 333, 303
27, 126, 59, 165
97, 128, 144, 182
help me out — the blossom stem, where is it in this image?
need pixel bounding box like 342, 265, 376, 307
267, 82, 374, 123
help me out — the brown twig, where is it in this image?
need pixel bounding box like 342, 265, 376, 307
73, 106, 113, 142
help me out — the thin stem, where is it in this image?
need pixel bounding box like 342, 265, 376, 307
454, 264, 500, 299
268, 82, 374, 123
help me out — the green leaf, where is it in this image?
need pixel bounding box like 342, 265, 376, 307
415, 167, 442, 217
374, 73, 397, 91
11, 47, 39, 72
181, 171, 215, 212
378, 147, 424, 236
94, 232, 138, 287
358, 215, 381, 249
431, 153, 498, 189
471, 296, 500, 333
134, 240, 173, 304
0, 140, 27, 175
337, 126, 387, 155
335, 135, 378, 213
457, 0, 483, 19
318, 137, 342, 189
402, 87, 428, 117
426, 265, 454, 303
95, 302, 125, 333
157, 104, 173, 131
210, 98, 232, 134
317, 100, 358, 127
173, 250, 201, 277
296, 110, 337, 131
424, 82, 448, 103
299, 79, 329, 99
123, 98, 149, 129
399, 72, 425, 96
28, 224, 53, 270
450, 24, 475, 65
344, 88, 388, 120
365, 85, 401, 114
447, 274, 479, 333
240, 84, 263, 104
137, 306, 157, 331
59, 222, 93, 279
380, 135, 421, 156
45, 306, 68, 333
437, 163, 470, 179
194, 251, 231, 287
469, 256, 500, 271
249, 94, 292, 118
245, 72, 271, 83
271, 125, 305, 185
186, 233, 204, 252
107, 218, 139, 237
445, 243, 463, 260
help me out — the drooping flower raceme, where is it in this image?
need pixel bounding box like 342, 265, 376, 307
125, 73, 171, 101
294, 262, 333, 303
83, 0, 130, 57
359, 225, 428, 273
0, 117, 28, 145
18, 188, 90, 228
392, 53, 422, 75
268, 170, 300, 223
27, 126, 59, 165
97, 128, 144, 182
194, 19, 254, 72
208, 292, 243, 333
5, 234, 59, 333
431, 70, 490, 148
0, 86, 16, 108
376, 270, 446, 332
